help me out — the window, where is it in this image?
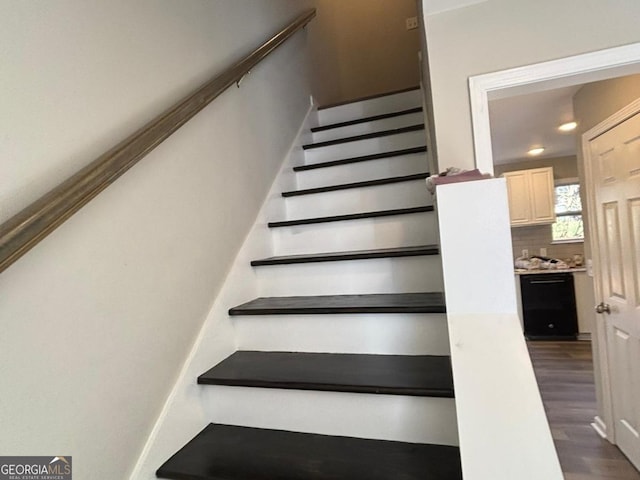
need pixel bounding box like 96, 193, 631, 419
552, 181, 584, 242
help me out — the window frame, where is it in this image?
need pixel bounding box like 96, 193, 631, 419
551, 178, 584, 244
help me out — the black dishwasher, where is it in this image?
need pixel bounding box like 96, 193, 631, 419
520, 273, 578, 340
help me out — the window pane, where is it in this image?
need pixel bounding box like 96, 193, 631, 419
555, 184, 582, 214
552, 215, 584, 241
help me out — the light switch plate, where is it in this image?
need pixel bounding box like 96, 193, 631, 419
540, 247, 547, 257
522, 249, 529, 258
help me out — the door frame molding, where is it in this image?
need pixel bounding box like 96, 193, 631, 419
469, 42, 640, 176
468, 41, 640, 443
582, 97, 640, 443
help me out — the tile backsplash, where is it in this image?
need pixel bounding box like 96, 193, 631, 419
510, 224, 584, 264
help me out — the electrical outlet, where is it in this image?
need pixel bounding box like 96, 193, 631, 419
540, 247, 547, 257
522, 249, 529, 258
406, 16, 418, 30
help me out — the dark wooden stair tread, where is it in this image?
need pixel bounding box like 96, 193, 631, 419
251, 245, 439, 266
198, 351, 454, 397
268, 205, 433, 228
293, 146, 427, 172
303, 124, 424, 150
311, 107, 423, 133
229, 292, 445, 315
156, 423, 462, 480
282, 172, 429, 197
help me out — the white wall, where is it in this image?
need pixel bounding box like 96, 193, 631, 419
437, 179, 563, 479
0, 1, 313, 478
422, 0, 640, 171
416, 0, 439, 172
129, 111, 311, 478
573, 74, 640, 134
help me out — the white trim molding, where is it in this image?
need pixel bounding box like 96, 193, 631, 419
592, 416, 608, 439
583, 96, 640, 140
469, 42, 640, 175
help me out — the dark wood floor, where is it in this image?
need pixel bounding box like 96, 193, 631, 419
527, 341, 640, 480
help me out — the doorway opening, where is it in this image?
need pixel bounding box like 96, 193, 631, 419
468, 42, 640, 477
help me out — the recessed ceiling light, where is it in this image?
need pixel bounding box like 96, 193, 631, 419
558, 121, 577, 132
528, 147, 545, 156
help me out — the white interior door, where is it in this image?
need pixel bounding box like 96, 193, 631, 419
589, 111, 640, 469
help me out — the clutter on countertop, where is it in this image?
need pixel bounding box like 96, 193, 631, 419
515, 255, 569, 271
425, 167, 493, 195
516, 268, 586, 275
514, 254, 586, 274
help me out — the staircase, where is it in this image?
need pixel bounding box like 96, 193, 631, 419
155, 88, 462, 479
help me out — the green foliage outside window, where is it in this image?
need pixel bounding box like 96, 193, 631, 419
552, 184, 584, 242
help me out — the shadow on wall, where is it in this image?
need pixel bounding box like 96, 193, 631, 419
308, 0, 421, 106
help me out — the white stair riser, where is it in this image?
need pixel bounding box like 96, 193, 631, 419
285, 181, 431, 219
318, 89, 422, 126
200, 387, 458, 446
272, 212, 439, 255
304, 130, 425, 165
255, 255, 444, 296
312, 111, 424, 143
234, 313, 450, 355
295, 153, 428, 189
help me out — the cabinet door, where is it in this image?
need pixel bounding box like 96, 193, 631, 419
529, 168, 556, 224
504, 171, 531, 225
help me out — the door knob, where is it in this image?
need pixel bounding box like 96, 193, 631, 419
595, 302, 611, 314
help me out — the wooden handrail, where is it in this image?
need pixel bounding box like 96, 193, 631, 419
0, 9, 316, 274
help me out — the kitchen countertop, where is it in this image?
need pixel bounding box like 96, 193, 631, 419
515, 267, 586, 275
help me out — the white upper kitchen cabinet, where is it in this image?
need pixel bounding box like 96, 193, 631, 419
503, 167, 555, 227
